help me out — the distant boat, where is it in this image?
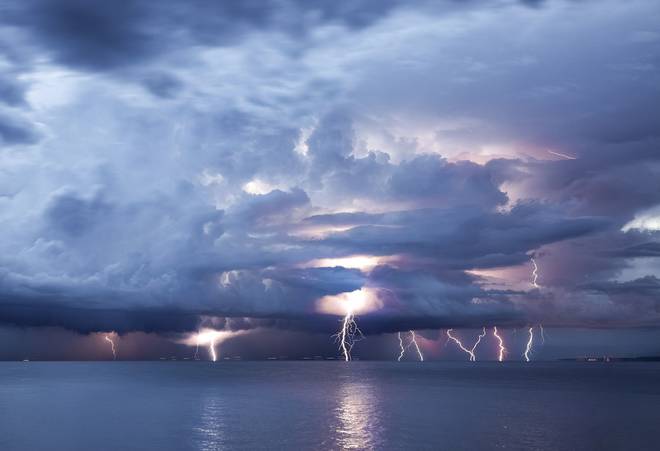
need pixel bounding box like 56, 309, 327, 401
22, 359, 29, 362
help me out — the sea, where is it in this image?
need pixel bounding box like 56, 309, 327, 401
1, 361, 658, 451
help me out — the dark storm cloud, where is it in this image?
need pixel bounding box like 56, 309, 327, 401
313, 203, 609, 266
0, 301, 201, 334
582, 276, 660, 297
613, 241, 660, 258
0, 0, 659, 356
2, 0, 560, 72
1, 0, 403, 71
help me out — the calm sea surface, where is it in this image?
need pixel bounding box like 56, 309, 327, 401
0, 362, 658, 451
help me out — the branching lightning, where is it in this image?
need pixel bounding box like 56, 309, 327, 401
104, 335, 117, 360
398, 331, 424, 361
335, 306, 363, 361
446, 327, 486, 361
492, 326, 506, 362
524, 326, 534, 362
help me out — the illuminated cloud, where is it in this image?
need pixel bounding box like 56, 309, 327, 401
0, 0, 658, 360
622, 205, 660, 232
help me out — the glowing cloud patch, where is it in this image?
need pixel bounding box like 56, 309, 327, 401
301, 255, 398, 272
622, 206, 660, 232
181, 329, 247, 362
316, 288, 382, 316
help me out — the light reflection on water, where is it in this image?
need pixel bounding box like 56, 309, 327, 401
193, 395, 226, 451
1, 362, 659, 451
334, 381, 384, 450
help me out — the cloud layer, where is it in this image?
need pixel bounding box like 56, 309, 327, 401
0, 0, 659, 349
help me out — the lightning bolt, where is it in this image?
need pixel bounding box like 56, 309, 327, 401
539, 324, 546, 345
409, 331, 424, 362
524, 326, 534, 362
104, 335, 117, 360
335, 307, 363, 361
183, 328, 246, 362
397, 332, 406, 362
208, 339, 217, 362
397, 331, 424, 361
547, 150, 577, 160
492, 326, 506, 362
446, 327, 486, 361
531, 257, 540, 288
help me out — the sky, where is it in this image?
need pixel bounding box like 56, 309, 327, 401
0, 0, 659, 360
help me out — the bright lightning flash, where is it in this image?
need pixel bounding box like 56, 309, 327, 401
530, 258, 540, 288
318, 288, 382, 361
209, 339, 217, 362
410, 331, 424, 362
183, 329, 246, 362
492, 326, 506, 362
397, 332, 405, 362
335, 306, 363, 362
524, 326, 534, 362
447, 327, 486, 361
330, 290, 368, 361
104, 335, 117, 360
397, 331, 424, 361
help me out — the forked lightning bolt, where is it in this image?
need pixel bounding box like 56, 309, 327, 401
335, 307, 363, 361
524, 327, 534, 362
446, 327, 486, 361
397, 331, 424, 361
492, 326, 506, 362
104, 335, 117, 360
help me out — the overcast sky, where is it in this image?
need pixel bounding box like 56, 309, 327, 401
0, 0, 659, 360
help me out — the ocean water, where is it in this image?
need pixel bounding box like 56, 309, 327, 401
0, 362, 659, 451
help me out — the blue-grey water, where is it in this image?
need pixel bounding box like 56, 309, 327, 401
1, 362, 659, 451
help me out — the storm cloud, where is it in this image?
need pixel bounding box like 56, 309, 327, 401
0, 0, 659, 358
